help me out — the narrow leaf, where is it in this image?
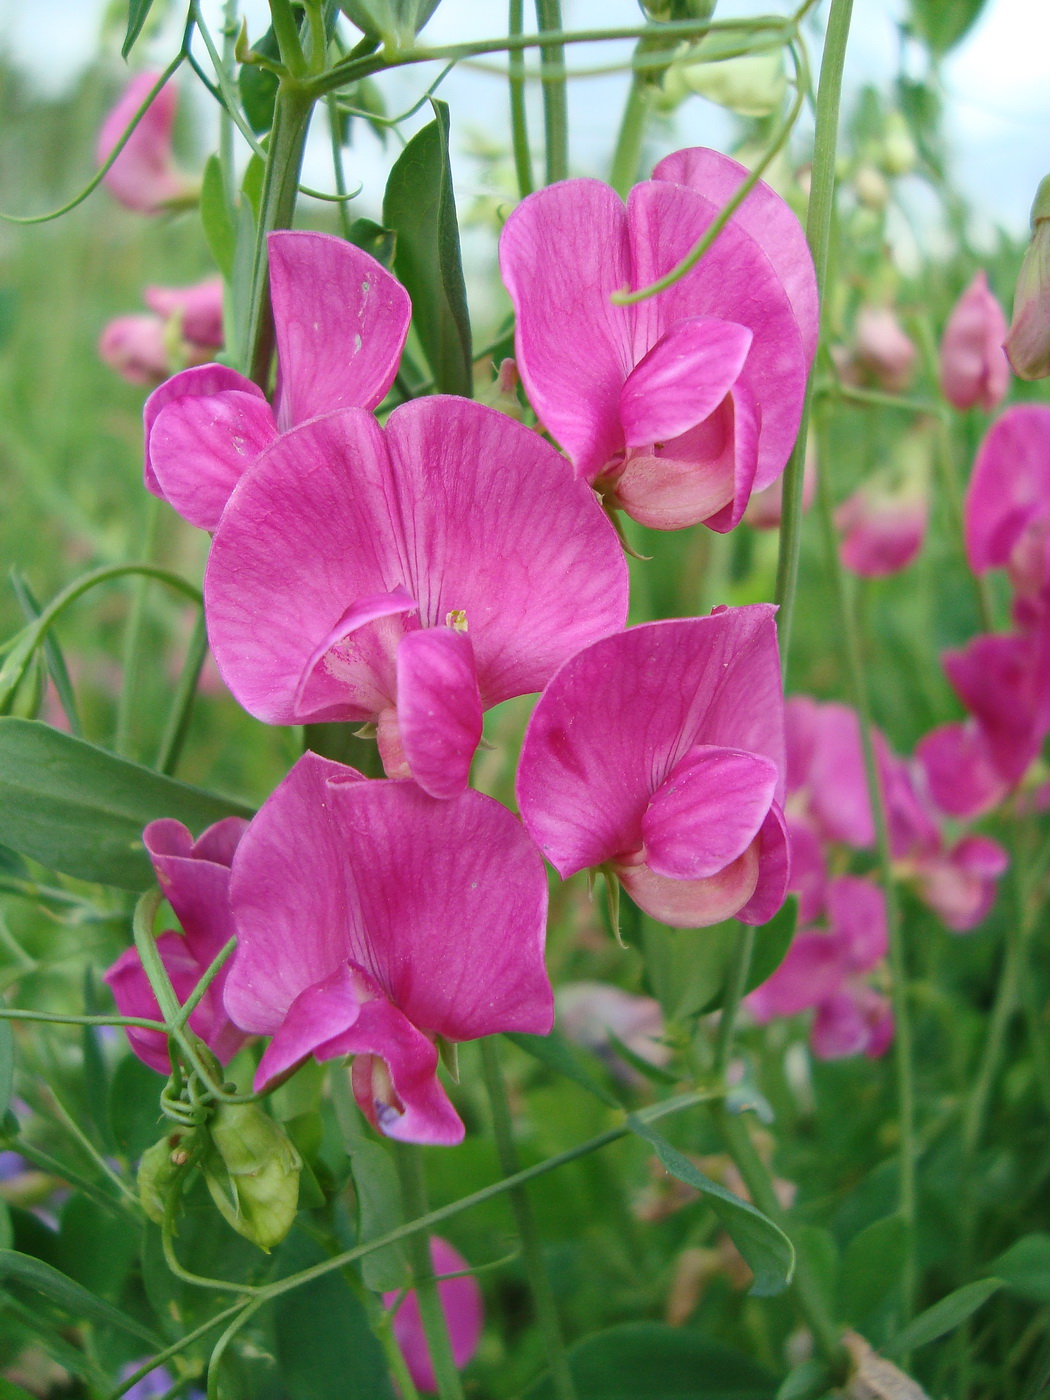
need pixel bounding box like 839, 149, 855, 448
841, 1213, 910, 1322
0, 718, 252, 890
505, 1030, 621, 1108
9, 570, 80, 737
0, 1249, 164, 1346
745, 896, 798, 994
0, 1022, 13, 1121
885, 1278, 1003, 1356
627, 1117, 794, 1297
122, 0, 157, 57
200, 154, 236, 281
348, 1140, 408, 1291
382, 99, 472, 396
990, 1234, 1050, 1304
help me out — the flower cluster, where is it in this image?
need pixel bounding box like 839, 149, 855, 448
107, 145, 821, 1141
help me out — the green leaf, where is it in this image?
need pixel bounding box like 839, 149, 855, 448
841, 1213, 911, 1322
122, 0, 157, 57
56, 1195, 138, 1301
239, 26, 282, 134
991, 1233, 1050, 1303
382, 99, 472, 396
0, 718, 252, 889
745, 896, 798, 994
0, 1022, 13, 1123
109, 1053, 164, 1161
604, 1027, 679, 1086
775, 1359, 833, 1400
347, 218, 396, 270
348, 1139, 408, 1291
9, 569, 80, 737
793, 1225, 838, 1316
0, 1381, 37, 1400
273, 1229, 396, 1400
505, 1030, 621, 1108
524, 1322, 777, 1399
201, 155, 236, 281
884, 1277, 1003, 1356
908, 0, 988, 53
0, 1249, 164, 1346
627, 1118, 794, 1296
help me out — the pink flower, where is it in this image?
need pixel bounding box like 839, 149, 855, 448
143, 231, 412, 531
144, 277, 224, 349
96, 72, 194, 215
965, 406, 1050, 626
98, 315, 174, 386
516, 608, 789, 929
104, 817, 249, 1074
205, 397, 628, 798
1004, 175, 1050, 381
785, 696, 877, 849
835, 469, 928, 577
384, 1239, 483, 1392
223, 754, 553, 1145
943, 623, 1050, 786
499, 147, 816, 531
747, 876, 892, 1060
852, 306, 917, 393
915, 721, 1009, 820
744, 442, 817, 530
939, 272, 1010, 411
557, 982, 670, 1082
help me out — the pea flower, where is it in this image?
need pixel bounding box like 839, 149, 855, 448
942, 624, 1050, 788
98, 315, 176, 387
205, 397, 628, 797
834, 463, 929, 578
785, 695, 878, 849
143, 277, 224, 349
223, 753, 553, 1145
143, 231, 412, 531
557, 982, 670, 1083
1004, 174, 1050, 381
99, 277, 224, 387
915, 721, 1009, 820
97, 71, 195, 215
384, 1238, 483, 1392
499, 147, 817, 532
746, 876, 892, 1061
105, 817, 249, 1075
516, 607, 789, 929
965, 405, 1050, 626
939, 272, 1010, 411
852, 306, 917, 393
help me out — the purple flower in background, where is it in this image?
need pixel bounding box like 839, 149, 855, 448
97, 72, 194, 215
104, 817, 249, 1075
517, 608, 789, 929
205, 397, 628, 797
557, 982, 670, 1083
143, 231, 411, 531
223, 754, 553, 1145
384, 1238, 483, 1391
499, 146, 816, 531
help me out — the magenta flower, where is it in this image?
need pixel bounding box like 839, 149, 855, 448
205, 397, 627, 797
939, 272, 1010, 411
499, 147, 816, 531
835, 469, 928, 577
384, 1238, 483, 1391
143, 231, 411, 531
965, 406, 1050, 625
100, 277, 225, 388
143, 276, 224, 349
223, 753, 552, 1145
943, 625, 1050, 786
97, 72, 194, 215
516, 608, 789, 929
746, 876, 892, 1061
852, 306, 917, 393
104, 817, 249, 1075
98, 315, 176, 387
915, 721, 1009, 820
785, 696, 877, 849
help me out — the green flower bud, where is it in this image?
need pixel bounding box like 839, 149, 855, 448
639, 0, 717, 21
673, 36, 786, 117
878, 112, 917, 177
204, 1102, 302, 1252
138, 1129, 196, 1225
1005, 180, 1050, 381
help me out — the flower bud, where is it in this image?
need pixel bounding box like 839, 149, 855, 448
138, 1129, 196, 1224
204, 1102, 301, 1251
940, 271, 1010, 410
98, 315, 170, 386
853, 305, 917, 392
672, 36, 786, 118
477, 358, 526, 421
1005, 175, 1050, 381
878, 111, 917, 177
853, 165, 890, 212
96, 72, 196, 216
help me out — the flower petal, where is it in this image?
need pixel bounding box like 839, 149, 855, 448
965, 405, 1050, 574
268, 231, 412, 428
294, 587, 418, 724
826, 875, 887, 972
395, 627, 483, 799
149, 390, 279, 531
499, 179, 633, 481
386, 1240, 484, 1390
144, 816, 247, 965
144, 364, 266, 496
736, 800, 791, 925
915, 721, 1008, 820
642, 744, 777, 880
746, 931, 847, 1021
617, 846, 760, 928
619, 316, 752, 448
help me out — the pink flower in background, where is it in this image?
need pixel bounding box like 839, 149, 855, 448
744, 442, 817, 530
100, 278, 225, 387
97, 71, 194, 215
144, 277, 224, 349
144, 231, 411, 531
747, 876, 893, 1060
784, 696, 878, 849
105, 817, 249, 1074
223, 754, 552, 1145
205, 397, 628, 798
835, 470, 928, 577
915, 721, 1009, 820
557, 982, 671, 1083
384, 1238, 483, 1391
98, 315, 177, 387
965, 406, 1050, 626
939, 272, 1010, 411
943, 624, 1050, 786
517, 608, 789, 929
852, 306, 917, 393
499, 147, 816, 531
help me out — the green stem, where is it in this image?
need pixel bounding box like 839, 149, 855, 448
813, 410, 917, 1314
712, 924, 756, 1077
394, 1144, 466, 1400
609, 69, 651, 197
115, 496, 161, 759
44, 1084, 140, 1208
156, 608, 209, 777
245, 81, 315, 387
774, 0, 854, 672
479, 1038, 577, 1400
269, 0, 308, 75
713, 1106, 844, 1370
360, 1285, 423, 1400
326, 94, 354, 238
0, 1007, 167, 1030
508, 0, 534, 196
534, 0, 568, 182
